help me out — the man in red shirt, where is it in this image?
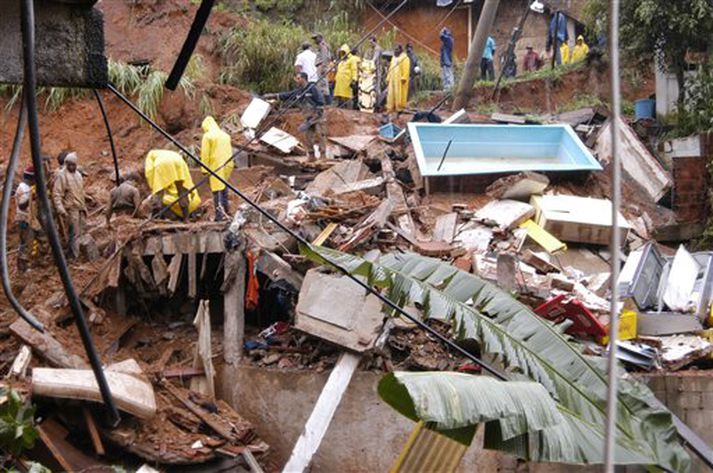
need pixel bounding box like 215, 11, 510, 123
523, 45, 540, 72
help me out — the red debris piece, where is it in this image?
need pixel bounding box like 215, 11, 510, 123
534, 294, 607, 338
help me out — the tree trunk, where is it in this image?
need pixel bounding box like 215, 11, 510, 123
675, 65, 686, 112
452, 0, 501, 111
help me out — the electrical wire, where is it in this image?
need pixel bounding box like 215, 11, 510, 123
109, 83, 508, 382
94, 90, 121, 187
20, 0, 121, 427
0, 92, 45, 332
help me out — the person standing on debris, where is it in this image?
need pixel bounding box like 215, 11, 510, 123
312, 33, 333, 105
440, 27, 455, 91
406, 43, 421, 99
386, 44, 410, 113
294, 42, 318, 84
264, 72, 327, 161
481, 35, 496, 81
366, 35, 383, 101
350, 47, 362, 110
523, 45, 540, 72
106, 174, 141, 226
546, 10, 569, 65
333, 44, 359, 108
15, 166, 41, 271
560, 41, 571, 65
571, 35, 589, 63
201, 116, 234, 221
144, 149, 201, 221
52, 152, 86, 260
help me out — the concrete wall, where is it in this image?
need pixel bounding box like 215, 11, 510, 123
218, 365, 713, 472
0, 0, 106, 87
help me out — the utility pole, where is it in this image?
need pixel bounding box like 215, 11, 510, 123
452, 0, 500, 111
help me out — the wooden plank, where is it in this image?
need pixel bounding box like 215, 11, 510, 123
242, 450, 265, 473
519, 220, 567, 255
191, 301, 215, 399
32, 363, 157, 419
433, 213, 457, 243
6, 345, 31, 379
83, 408, 105, 456
37, 418, 112, 472
188, 250, 197, 299
283, 352, 361, 473
311, 223, 338, 247
223, 252, 246, 365
167, 253, 183, 294
10, 319, 87, 369
162, 381, 236, 441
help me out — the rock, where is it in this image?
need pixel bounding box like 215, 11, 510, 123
485, 172, 550, 201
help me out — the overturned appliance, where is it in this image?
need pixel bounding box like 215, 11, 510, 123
618, 242, 713, 335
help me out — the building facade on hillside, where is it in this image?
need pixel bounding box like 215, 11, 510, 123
362, 0, 587, 76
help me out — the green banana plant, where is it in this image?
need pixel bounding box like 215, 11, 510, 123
301, 245, 690, 471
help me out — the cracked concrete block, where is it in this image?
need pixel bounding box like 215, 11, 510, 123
0, 0, 107, 87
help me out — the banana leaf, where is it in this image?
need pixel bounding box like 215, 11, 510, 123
301, 244, 690, 471
378, 371, 564, 446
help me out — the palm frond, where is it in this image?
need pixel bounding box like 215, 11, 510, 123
301, 245, 690, 471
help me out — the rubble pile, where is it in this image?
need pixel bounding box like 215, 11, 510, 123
2, 97, 712, 471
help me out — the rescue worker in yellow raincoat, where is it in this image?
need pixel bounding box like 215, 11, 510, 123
144, 149, 201, 221
200, 116, 234, 221
333, 44, 359, 108
570, 35, 589, 63
386, 44, 411, 113
559, 41, 571, 65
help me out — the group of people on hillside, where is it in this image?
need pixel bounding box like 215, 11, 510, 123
14, 115, 237, 270
278, 33, 424, 113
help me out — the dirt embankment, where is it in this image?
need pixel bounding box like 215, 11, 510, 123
418, 64, 656, 114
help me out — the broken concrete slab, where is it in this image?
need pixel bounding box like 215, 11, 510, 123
331, 177, 385, 196
328, 135, 376, 153
485, 172, 549, 201
531, 195, 631, 246
433, 213, 458, 243
596, 118, 672, 202
476, 199, 535, 231
637, 312, 703, 336
295, 270, 385, 352
244, 228, 297, 254
32, 359, 157, 419
658, 335, 713, 371
454, 222, 493, 252
306, 160, 370, 196
241, 97, 272, 131
260, 127, 300, 154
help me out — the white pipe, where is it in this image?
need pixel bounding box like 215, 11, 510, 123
603, 0, 622, 471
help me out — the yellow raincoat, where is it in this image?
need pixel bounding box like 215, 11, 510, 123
386, 53, 410, 112
571, 35, 589, 63
145, 149, 201, 218
560, 42, 570, 65
334, 44, 359, 100
200, 116, 234, 192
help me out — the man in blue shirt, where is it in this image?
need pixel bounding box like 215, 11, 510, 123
440, 27, 455, 91
546, 11, 569, 65
481, 35, 495, 81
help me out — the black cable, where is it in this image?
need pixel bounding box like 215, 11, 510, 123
0, 91, 45, 332
21, 0, 121, 427
109, 84, 508, 381
150, 0, 412, 220
165, 0, 216, 90
93, 90, 121, 187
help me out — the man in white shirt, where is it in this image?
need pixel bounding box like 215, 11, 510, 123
294, 42, 318, 83
15, 166, 39, 271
